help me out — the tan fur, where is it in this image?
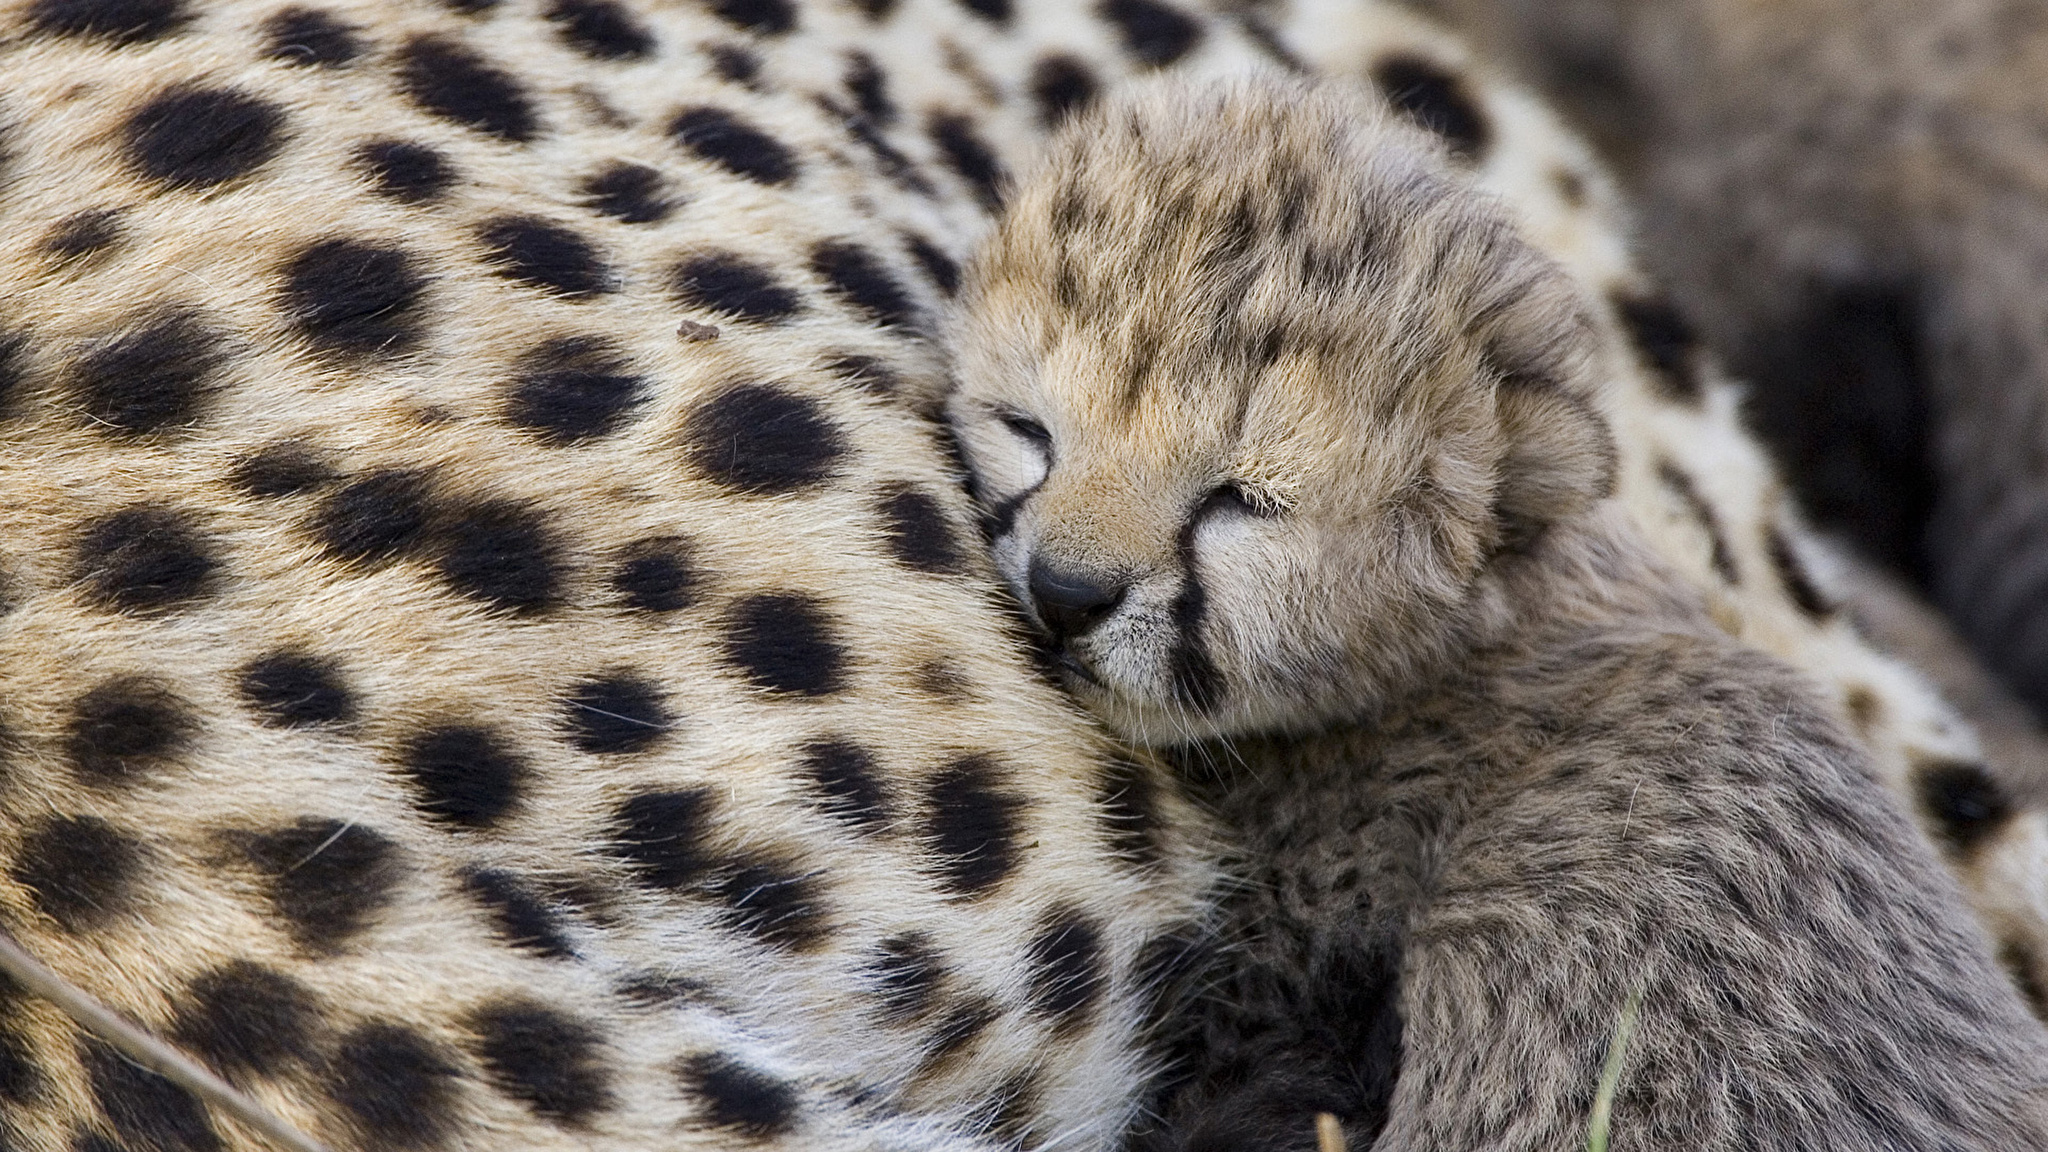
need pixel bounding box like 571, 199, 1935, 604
0, 0, 2040, 1147
1253, 0, 2048, 1013
948, 74, 2048, 1150
1414, 0, 2048, 778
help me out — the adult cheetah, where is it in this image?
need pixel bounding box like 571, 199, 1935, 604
0, 0, 2035, 1149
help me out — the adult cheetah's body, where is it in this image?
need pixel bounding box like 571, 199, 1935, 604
0, 0, 2037, 1149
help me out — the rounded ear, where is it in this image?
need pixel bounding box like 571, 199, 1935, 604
1477, 263, 1618, 546
1493, 381, 1617, 547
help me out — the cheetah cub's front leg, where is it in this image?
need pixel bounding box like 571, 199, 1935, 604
944, 75, 2048, 1151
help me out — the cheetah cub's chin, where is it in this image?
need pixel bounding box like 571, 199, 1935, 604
947, 75, 1613, 744
947, 76, 2048, 1151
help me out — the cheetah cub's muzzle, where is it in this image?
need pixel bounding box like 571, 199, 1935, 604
945, 75, 1616, 745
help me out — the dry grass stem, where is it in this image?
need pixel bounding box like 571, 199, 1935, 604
0, 929, 331, 1152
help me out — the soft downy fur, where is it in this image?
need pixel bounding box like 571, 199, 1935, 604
1409, 0, 2048, 729
0, 0, 2045, 1146
946, 74, 2048, 1150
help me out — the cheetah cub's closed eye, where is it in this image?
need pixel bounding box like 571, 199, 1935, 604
946, 76, 2048, 1151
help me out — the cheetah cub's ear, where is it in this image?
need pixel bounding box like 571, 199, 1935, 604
946, 74, 1619, 742
1480, 264, 1618, 547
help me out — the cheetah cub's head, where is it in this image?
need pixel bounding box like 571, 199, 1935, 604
946, 76, 1616, 744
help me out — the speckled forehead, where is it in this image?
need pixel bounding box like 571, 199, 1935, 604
1036, 327, 1255, 461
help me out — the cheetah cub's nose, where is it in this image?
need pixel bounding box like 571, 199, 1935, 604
1028, 557, 1126, 642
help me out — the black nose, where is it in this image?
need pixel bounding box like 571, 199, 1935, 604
1028, 557, 1126, 641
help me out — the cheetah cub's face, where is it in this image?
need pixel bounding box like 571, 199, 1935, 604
947, 77, 1616, 744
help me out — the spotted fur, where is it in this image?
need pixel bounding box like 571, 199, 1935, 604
947, 73, 2048, 1149
1421, 0, 2048, 731
0, 0, 2038, 1148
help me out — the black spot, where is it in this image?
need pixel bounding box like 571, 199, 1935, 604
240, 818, 403, 953
671, 252, 801, 322
799, 738, 889, 830
461, 867, 574, 959
1611, 290, 1702, 402
850, 0, 894, 20
433, 499, 564, 613
27, 0, 190, 43
1029, 54, 1098, 127
66, 675, 194, 785
827, 353, 898, 396
814, 93, 933, 196
357, 140, 456, 203
902, 234, 959, 297
562, 673, 670, 754
311, 468, 433, 564
676, 1053, 799, 1138
1740, 284, 1933, 582
75, 504, 217, 613
70, 311, 223, 435
669, 106, 796, 185
580, 161, 673, 223
398, 723, 529, 830
866, 932, 942, 1020
2000, 939, 2048, 1021
925, 754, 1022, 896
707, 0, 793, 35
84, 1038, 219, 1152
545, 0, 652, 59
1372, 54, 1490, 161
0, 332, 30, 426
1096, 756, 1163, 867
262, 7, 362, 66
477, 216, 611, 298
1766, 524, 1832, 618
811, 241, 920, 331
238, 650, 355, 727
712, 856, 829, 949
1656, 461, 1738, 585
442, 0, 496, 11
1917, 760, 2014, 855
1097, 0, 1202, 67
13, 815, 143, 931
45, 209, 122, 260
1131, 925, 1209, 1007
612, 535, 699, 612
927, 112, 1005, 211
507, 336, 645, 443
231, 440, 334, 498
953, 0, 1009, 20
684, 384, 846, 493
0, 1026, 42, 1104
397, 34, 539, 142
329, 1022, 463, 1150
919, 997, 996, 1069
721, 593, 846, 696
875, 484, 964, 574
913, 658, 975, 701
611, 789, 716, 890
842, 51, 896, 124
465, 1000, 613, 1124
1026, 909, 1105, 1027
169, 962, 322, 1083
1235, 10, 1305, 71
124, 85, 285, 188
614, 971, 716, 1008
282, 237, 427, 357
705, 42, 761, 85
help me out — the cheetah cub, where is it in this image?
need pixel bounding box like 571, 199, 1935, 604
945, 76, 2048, 1151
